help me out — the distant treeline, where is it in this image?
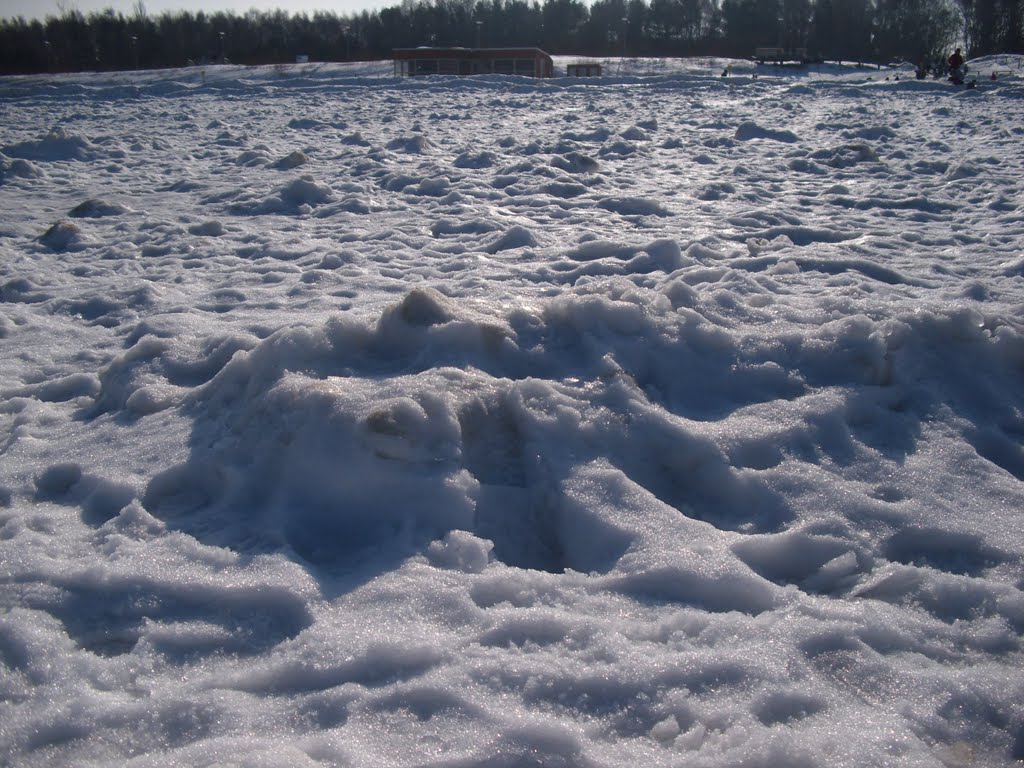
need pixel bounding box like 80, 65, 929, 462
0, 0, 1021, 75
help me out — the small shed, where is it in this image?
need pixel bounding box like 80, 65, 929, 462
566, 62, 603, 77
393, 47, 553, 78
754, 46, 808, 64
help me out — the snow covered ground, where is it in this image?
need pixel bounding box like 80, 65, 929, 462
1, 55, 1023, 767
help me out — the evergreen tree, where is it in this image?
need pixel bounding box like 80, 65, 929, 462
722, 0, 781, 56
810, 0, 875, 62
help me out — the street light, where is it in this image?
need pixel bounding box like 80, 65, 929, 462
622, 16, 628, 58
475, 20, 482, 49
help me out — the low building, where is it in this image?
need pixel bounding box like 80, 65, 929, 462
566, 62, 603, 77
393, 47, 553, 78
754, 46, 808, 64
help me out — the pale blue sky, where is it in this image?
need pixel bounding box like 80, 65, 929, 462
0, 0, 397, 21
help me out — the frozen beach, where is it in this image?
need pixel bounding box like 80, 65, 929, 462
1, 56, 1023, 766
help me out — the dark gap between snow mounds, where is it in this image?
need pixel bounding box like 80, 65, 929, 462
458, 394, 632, 576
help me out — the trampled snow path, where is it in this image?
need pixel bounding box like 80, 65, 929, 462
1, 57, 1023, 766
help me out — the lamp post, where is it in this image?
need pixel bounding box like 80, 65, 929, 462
130, 35, 138, 69
622, 15, 628, 58
218, 30, 225, 63
475, 20, 482, 49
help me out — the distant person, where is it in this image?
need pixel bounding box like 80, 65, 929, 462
947, 48, 966, 83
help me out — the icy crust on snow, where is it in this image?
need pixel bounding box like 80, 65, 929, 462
1, 57, 1024, 767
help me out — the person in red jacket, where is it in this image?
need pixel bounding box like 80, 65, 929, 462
948, 48, 966, 83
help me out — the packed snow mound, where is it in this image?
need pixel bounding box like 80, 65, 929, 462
70, 285, 1019, 592
272, 150, 310, 169
3, 127, 117, 162
39, 220, 91, 251
0, 152, 44, 182
735, 121, 799, 143
386, 134, 436, 153
68, 198, 133, 218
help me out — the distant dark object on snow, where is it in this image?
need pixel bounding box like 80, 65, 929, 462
753, 46, 810, 65
566, 62, 603, 77
393, 47, 553, 78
